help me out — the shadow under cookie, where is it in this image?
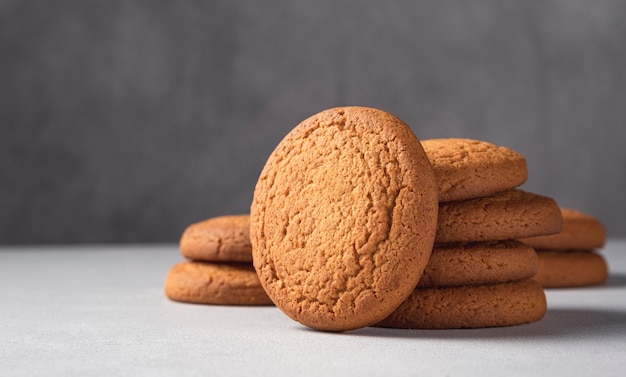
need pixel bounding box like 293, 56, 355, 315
346, 308, 626, 341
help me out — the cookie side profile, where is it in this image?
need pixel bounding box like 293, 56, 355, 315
164, 261, 273, 305
422, 138, 527, 202
418, 240, 539, 288
521, 208, 606, 251
251, 106, 439, 332
533, 250, 608, 288
179, 215, 253, 262
376, 279, 546, 329
436, 189, 563, 243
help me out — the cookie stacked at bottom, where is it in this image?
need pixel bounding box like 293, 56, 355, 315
521, 208, 608, 288
376, 139, 562, 329
164, 215, 273, 305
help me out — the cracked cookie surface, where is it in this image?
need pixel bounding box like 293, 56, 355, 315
250, 107, 438, 331
422, 138, 528, 202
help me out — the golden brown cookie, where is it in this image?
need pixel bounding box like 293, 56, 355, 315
533, 250, 608, 288
164, 261, 273, 305
376, 279, 546, 329
418, 240, 538, 288
251, 106, 439, 332
436, 189, 563, 243
179, 215, 252, 262
422, 138, 527, 202
521, 208, 606, 251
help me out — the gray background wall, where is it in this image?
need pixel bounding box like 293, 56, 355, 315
1, 0, 625, 244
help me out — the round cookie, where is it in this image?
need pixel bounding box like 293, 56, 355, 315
418, 240, 539, 288
179, 215, 252, 262
164, 261, 273, 305
436, 189, 563, 243
422, 138, 528, 202
376, 279, 546, 329
533, 250, 608, 288
250, 106, 439, 332
521, 208, 606, 251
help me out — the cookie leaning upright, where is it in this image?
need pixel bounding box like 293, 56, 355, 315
250, 107, 439, 332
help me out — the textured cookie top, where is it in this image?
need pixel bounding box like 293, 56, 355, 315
422, 138, 527, 202
521, 208, 606, 250
436, 189, 563, 243
250, 107, 438, 332
179, 215, 252, 262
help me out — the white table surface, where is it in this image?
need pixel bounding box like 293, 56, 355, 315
1, 241, 625, 377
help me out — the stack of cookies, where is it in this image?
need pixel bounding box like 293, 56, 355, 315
521, 208, 608, 288
168, 107, 604, 333
375, 138, 561, 329
164, 215, 272, 305
249, 107, 568, 332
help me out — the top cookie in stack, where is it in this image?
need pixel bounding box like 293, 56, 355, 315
424, 138, 528, 203
179, 215, 253, 262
